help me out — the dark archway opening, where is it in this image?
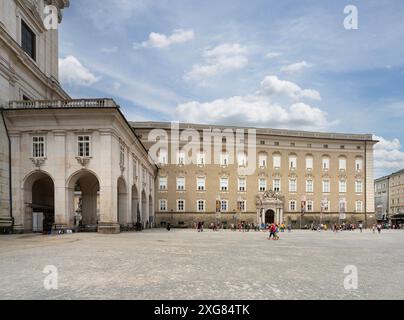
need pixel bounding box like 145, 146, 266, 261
265, 209, 275, 224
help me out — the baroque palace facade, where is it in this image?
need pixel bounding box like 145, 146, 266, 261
0, 0, 377, 234
133, 122, 377, 228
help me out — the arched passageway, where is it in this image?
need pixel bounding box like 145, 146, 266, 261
131, 184, 140, 224
141, 190, 147, 227
265, 209, 275, 224
117, 177, 129, 226
23, 171, 54, 233
67, 170, 100, 231
148, 194, 153, 228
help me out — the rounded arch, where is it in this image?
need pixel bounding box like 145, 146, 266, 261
23, 170, 55, 233
67, 169, 100, 231
117, 176, 129, 226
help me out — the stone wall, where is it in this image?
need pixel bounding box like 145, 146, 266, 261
0, 111, 11, 232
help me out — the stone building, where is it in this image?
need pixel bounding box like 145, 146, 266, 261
133, 122, 377, 228
0, 0, 378, 233
374, 175, 390, 221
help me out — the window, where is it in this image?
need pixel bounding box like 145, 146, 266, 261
355, 180, 363, 193
238, 178, 246, 192
306, 180, 313, 193
238, 152, 247, 167
322, 200, 330, 212
133, 158, 138, 179
237, 200, 246, 212
274, 142, 279, 146
177, 151, 185, 165
259, 154, 267, 167
323, 180, 330, 193
176, 177, 185, 191
77, 135, 91, 157
306, 156, 313, 170
32, 136, 45, 158
289, 179, 297, 193
220, 153, 229, 166
289, 156, 297, 169
291, 142, 296, 147
220, 200, 228, 212
159, 177, 167, 190
197, 177, 205, 191
220, 177, 229, 191
273, 154, 281, 169
307, 200, 314, 212
355, 159, 363, 171
197, 200, 205, 212
159, 149, 168, 164
259, 178, 266, 192
322, 158, 330, 170
355, 200, 363, 212
260, 140, 265, 145
177, 200, 185, 212
323, 144, 328, 149
21, 20, 36, 60
197, 152, 205, 165
339, 180, 347, 193
159, 199, 167, 212
339, 158, 346, 170
289, 200, 297, 211
273, 179, 281, 192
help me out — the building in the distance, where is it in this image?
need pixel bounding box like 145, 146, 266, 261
387, 169, 404, 226
133, 122, 377, 229
374, 175, 390, 221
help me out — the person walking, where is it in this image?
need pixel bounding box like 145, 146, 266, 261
377, 223, 382, 234
359, 222, 363, 233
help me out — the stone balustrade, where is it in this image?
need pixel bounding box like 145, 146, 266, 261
6, 98, 118, 110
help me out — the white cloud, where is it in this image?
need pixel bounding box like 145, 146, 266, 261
281, 61, 310, 73
266, 52, 282, 59
260, 75, 321, 100
175, 75, 331, 130
184, 43, 248, 81
374, 135, 404, 175
59, 56, 100, 86
101, 46, 118, 53
141, 29, 194, 48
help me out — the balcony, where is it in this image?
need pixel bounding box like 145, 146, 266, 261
6, 98, 118, 110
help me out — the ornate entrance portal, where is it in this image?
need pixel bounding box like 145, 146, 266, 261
256, 190, 284, 225
265, 209, 275, 224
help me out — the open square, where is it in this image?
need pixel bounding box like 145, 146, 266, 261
0, 229, 403, 300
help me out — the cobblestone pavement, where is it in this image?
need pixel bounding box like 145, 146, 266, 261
0, 229, 403, 300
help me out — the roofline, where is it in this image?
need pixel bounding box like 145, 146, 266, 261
376, 168, 404, 181
130, 121, 378, 143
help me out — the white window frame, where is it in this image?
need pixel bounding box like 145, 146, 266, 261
339, 180, 347, 193
197, 200, 205, 212
237, 200, 246, 212
77, 135, 91, 157
159, 177, 167, 191
273, 179, 281, 192
259, 178, 267, 192
197, 152, 205, 166
259, 154, 267, 168
159, 148, 168, 165
322, 157, 330, 170
32, 135, 46, 158
197, 177, 206, 191
289, 179, 297, 193
159, 199, 167, 212
177, 199, 185, 212
176, 177, 186, 191
238, 152, 247, 167
289, 200, 297, 211
355, 180, 363, 193
289, 156, 297, 170
307, 200, 314, 212
273, 155, 281, 169
220, 153, 229, 166
177, 151, 185, 165
339, 157, 347, 170
220, 177, 229, 191
306, 157, 313, 170
306, 180, 314, 193
355, 200, 363, 213
322, 180, 330, 193
355, 158, 363, 171
220, 200, 228, 212
238, 177, 246, 192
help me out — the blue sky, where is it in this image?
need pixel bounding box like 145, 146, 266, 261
58, 0, 404, 177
